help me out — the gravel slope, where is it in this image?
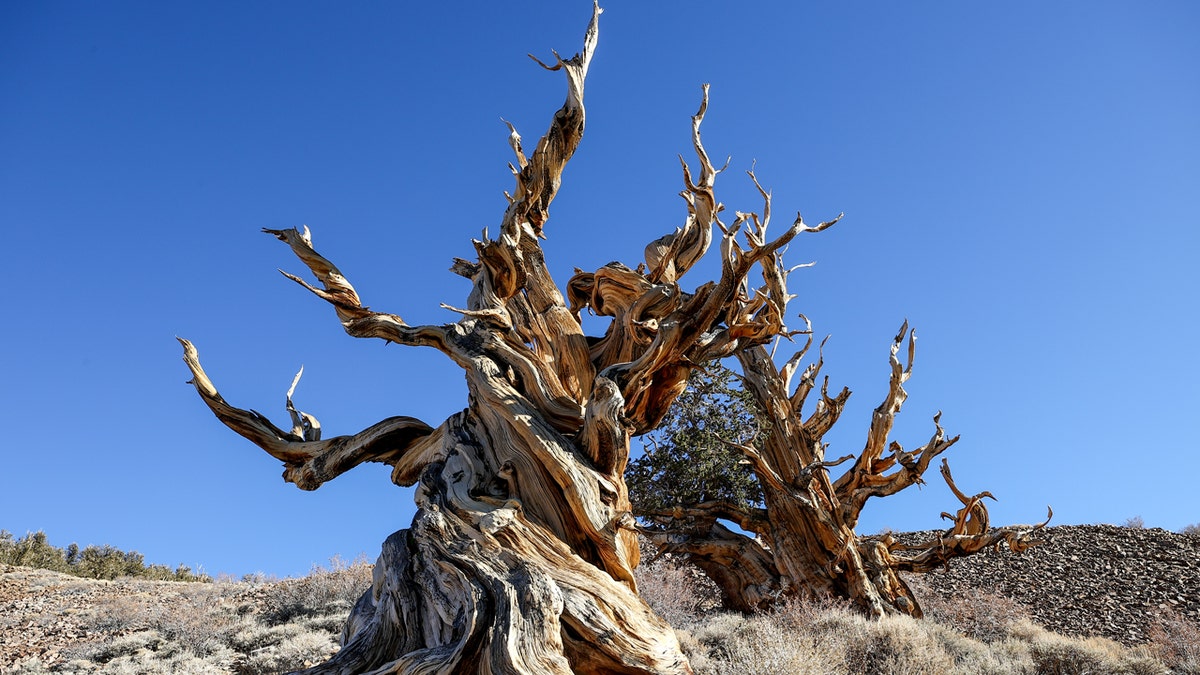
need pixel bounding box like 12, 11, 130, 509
899, 524, 1200, 645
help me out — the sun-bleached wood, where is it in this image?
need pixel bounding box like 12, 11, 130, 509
181, 3, 1047, 670
182, 5, 698, 672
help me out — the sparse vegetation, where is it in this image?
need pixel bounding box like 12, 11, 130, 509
0, 530, 210, 582
4, 536, 1198, 673
1148, 608, 1200, 674
3, 557, 366, 673
635, 556, 1186, 675
258, 555, 373, 625
1181, 523, 1200, 538
1123, 516, 1147, 529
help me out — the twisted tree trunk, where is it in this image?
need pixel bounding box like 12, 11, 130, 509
642, 318, 1052, 618
179, 4, 844, 672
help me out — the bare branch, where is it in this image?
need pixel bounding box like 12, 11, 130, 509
264, 227, 452, 352
639, 500, 772, 538
501, 118, 528, 170
888, 506, 1054, 574
644, 85, 716, 284
834, 322, 915, 496
179, 338, 438, 490
836, 411, 961, 529
285, 365, 321, 441
937, 459, 995, 535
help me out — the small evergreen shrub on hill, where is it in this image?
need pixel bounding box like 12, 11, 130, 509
0, 529, 210, 582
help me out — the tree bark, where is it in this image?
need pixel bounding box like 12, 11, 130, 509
178, 3, 832, 671
643, 317, 1052, 618
180, 3, 1047, 669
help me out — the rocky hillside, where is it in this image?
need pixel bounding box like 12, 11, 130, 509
0, 560, 369, 673
899, 524, 1200, 645
1, 525, 1196, 671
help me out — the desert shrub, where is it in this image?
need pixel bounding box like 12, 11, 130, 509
687, 601, 848, 674
72, 585, 241, 663
79, 630, 168, 662
687, 600, 982, 675
170, 564, 210, 582
140, 564, 178, 581
768, 593, 856, 632
1181, 523, 1200, 538
97, 647, 234, 674
228, 623, 304, 653
1147, 608, 1200, 674
144, 591, 239, 657
55, 628, 238, 673
633, 555, 710, 628
299, 613, 349, 634
935, 635, 1037, 675
78, 594, 158, 634
907, 577, 1033, 643
237, 571, 279, 585
1122, 516, 1146, 529
834, 613, 958, 675
675, 594, 1179, 675
260, 555, 372, 624
697, 612, 842, 675
1014, 621, 1166, 675
236, 630, 338, 675
75, 545, 140, 580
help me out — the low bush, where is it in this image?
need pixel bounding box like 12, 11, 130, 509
236, 630, 337, 675
259, 555, 373, 625
1020, 623, 1165, 675
633, 554, 711, 628
906, 576, 1033, 643
1147, 608, 1200, 674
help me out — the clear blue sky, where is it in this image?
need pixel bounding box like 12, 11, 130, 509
2, 2, 1196, 579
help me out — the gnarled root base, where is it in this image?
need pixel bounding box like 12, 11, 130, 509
299, 421, 690, 675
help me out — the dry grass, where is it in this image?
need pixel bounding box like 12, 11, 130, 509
906, 575, 1032, 644
635, 556, 1192, 675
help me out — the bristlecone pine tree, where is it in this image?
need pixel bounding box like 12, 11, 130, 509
631, 351, 1052, 617
180, 3, 1048, 672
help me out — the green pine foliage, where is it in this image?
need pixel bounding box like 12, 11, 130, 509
627, 363, 763, 516
0, 529, 210, 582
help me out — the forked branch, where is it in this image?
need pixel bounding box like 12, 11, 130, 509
179, 338, 438, 490
263, 227, 454, 357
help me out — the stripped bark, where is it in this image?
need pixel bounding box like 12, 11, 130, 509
180, 4, 1044, 671
177, 4, 779, 671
